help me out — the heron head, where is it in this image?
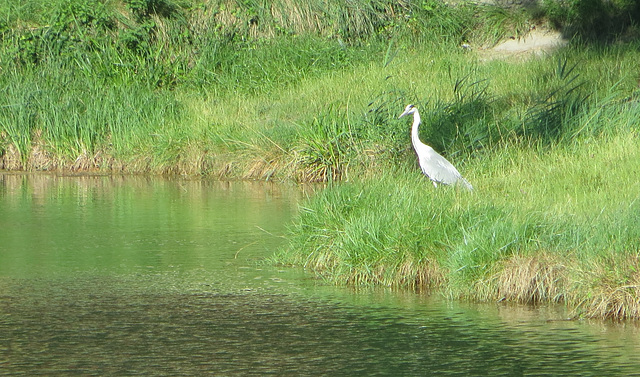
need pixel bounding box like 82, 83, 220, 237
398, 104, 416, 119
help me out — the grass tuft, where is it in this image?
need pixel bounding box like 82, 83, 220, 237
572, 254, 640, 320
495, 254, 567, 304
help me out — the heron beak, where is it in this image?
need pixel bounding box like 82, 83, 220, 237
398, 110, 409, 119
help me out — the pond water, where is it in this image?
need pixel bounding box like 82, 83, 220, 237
1, 173, 639, 376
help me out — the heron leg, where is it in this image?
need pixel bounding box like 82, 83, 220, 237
431, 180, 438, 188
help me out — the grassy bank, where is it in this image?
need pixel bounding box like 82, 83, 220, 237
275, 127, 640, 319
3, 1, 640, 319
0, 0, 491, 175
268, 36, 640, 319
5, 0, 636, 177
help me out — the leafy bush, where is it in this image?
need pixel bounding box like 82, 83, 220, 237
542, 0, 640, 39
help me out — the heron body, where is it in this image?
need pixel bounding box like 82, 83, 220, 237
399, 104, 473, 190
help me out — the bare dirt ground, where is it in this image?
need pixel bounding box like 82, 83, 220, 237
478, 28, 569, 60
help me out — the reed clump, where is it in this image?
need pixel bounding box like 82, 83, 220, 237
494, 254, 567, 304
571, 254, 640, 320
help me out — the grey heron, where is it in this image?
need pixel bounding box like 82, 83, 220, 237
399, 104, 473, 190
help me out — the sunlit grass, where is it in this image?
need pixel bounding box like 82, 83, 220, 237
275, 129, 640, 318
3, 0, 639, 177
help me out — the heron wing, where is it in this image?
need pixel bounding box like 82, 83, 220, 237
419, 149, 464, 185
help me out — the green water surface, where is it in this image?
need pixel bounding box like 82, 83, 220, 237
1, 173, 639, 376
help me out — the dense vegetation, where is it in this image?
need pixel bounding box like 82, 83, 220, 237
2, 0, 640, 319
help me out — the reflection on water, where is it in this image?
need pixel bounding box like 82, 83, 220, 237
0, 173, 303, 279
1, 173, 639, 375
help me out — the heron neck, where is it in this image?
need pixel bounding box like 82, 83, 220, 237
411, 111, 422, 147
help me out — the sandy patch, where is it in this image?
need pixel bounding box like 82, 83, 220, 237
478, 28, 568, 60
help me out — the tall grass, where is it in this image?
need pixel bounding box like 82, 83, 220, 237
5, 0, 624, 174
269, 43, 640, 318
0, 61, 184, 169
275, 127, 640, 318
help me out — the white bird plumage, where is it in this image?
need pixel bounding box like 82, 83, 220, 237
399, 104, 473, 190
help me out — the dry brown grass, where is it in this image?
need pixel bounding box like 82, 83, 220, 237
395, 258, 446, 290
483, 253, 640, 320
495, 254, 568, 304
2, 144, 22, 170
573, 254, 640, 320
71, 150, 100, 171
0, 137, 333, 182
27, 131, 55, 170
341, 257, 445, 289
580, 284, 640, 320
